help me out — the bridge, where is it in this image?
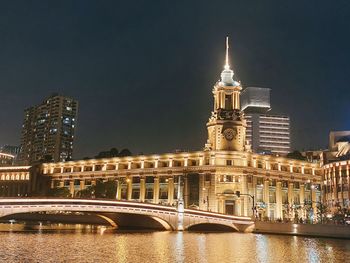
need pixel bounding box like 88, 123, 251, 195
0, 198, 254, 232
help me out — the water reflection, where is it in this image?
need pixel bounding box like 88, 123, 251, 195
0, 224, 349, 263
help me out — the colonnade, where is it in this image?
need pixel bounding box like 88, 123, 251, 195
53, 175, 186, 207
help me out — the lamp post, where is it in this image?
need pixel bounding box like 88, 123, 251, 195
202, 187, 209, 211
235, 191, 255, 218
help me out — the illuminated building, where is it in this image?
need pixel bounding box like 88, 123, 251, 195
241, 87, 291, 156
0, 166, 40, 196
0, 145, 20, 157
321, 131, 350, 209
241, 87, 271, 114
0, 153, 14, 167
38, 38, 322, 221
18, 94, 78, 164
0, 38, 324, 221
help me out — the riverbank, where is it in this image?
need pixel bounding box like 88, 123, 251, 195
253, 221, 350, 239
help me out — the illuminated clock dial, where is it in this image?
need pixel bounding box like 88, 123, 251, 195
223, 128, 236, 141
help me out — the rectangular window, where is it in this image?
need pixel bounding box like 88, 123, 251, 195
269, 191, 276, 203
226, 175, 233, 182
205, 174, 211, 182
132, 189, 140, 199
146, 188, 153, 199
159, 188, 168, 199
146, 176, 154, 183
225, 94, 233, 109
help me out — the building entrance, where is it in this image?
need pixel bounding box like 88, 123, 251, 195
225, 200, 235, 215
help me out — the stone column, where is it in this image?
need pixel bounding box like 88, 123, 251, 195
276, 181, 283, 220
311, 187, 317, 216
176, 175, 184, 231
167, 178, 174, 205
50, 180, 55, 189
242, 175, 249, 216
340, 167, 344, 205
153, 177, 159, 204
288, 182, 294, 206
300, 183, 305, 219
59, 181, 64, 188
218, 198, 224, 213
126, 178, 133, 200
184, 176, 189, 208
333, 167, 337, 201
79, 180, 85, 191
347, 165, 350, 203
252, 176, 258, 203
235, 199, 241, 216
69, 181, 75, 197
116, 179, 121, 200
300, 183, 305, 205
263, 180, 270, 218
140, 177, 146, 202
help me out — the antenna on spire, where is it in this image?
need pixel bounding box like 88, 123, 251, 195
224, 36, 230, 70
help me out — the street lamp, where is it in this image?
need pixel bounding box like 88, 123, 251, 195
235, 191, 255, 218
202, 187, 209, 211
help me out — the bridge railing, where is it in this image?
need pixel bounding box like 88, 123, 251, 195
0, 197, 253, 222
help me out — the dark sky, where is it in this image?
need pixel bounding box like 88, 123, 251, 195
0, 1, 349, 158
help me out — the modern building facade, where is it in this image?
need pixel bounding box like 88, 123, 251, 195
241, 87, 291, 156
18, 94, 78, 165
241, 87, 271, 114
245, 114, 291, 156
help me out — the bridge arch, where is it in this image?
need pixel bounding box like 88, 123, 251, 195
0, 199, 254, 232
1, 210, 175, 231
0, 199, 178, 231
186, 222, 239, 232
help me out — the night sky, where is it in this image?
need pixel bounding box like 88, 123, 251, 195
0, 1, 349, 159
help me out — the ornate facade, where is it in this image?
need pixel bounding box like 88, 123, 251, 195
323, 160, 350, 209
41, 38, 323, 220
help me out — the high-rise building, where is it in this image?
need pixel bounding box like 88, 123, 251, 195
241, 87, 291, 156
18, 94, 78, 164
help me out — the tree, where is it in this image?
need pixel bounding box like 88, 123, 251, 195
119, 148, 131, 157
76, 185, 95, 198
95, 148, 132, 159
104, 180, 117, 199
47, 187, 71, 197
91, 180, 117, 198
110, 148, 119, 157
41, 154, 53, 163
287, 151, 306, 160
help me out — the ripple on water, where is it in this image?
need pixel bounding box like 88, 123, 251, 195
0, 230, 349, 263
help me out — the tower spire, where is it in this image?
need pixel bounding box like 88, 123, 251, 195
225, 36, 230, 70
220, 36, 237, 86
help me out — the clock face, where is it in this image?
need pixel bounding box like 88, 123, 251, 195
223, 128, 236, 141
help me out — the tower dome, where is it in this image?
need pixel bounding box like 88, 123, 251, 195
219, 37, 240, 87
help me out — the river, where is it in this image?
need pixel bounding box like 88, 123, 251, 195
0, 225, 349, 263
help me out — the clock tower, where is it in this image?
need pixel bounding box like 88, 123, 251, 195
205, 37, 247, 151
